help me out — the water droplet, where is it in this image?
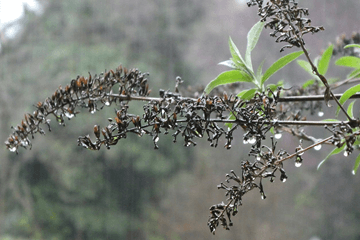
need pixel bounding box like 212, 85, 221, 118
314, 144, 322, 151
275, 133, 282, 139
21, 140, 28, 146
9, 146, 17, 152
65, 112, 74, 119
243, 139, 248, 144
186, 142, 191, 147
105, 101, 110, 106
295, 161, 302, 167
261, 193, 266, 199
154, 136, 159, 143
318, 111, 324, 117
282, 178, 287, 183
344, 151, 349, 157
248, 137, 256, 144
90, 109, 96, 114
352, 170, 356, 175
256, 156, 261, 161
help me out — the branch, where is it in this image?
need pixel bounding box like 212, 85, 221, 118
278, 92, 360, 102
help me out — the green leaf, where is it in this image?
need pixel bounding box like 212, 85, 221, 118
353, 137, 360, 146
353, 153, 360, 175
317, 143, 346, 170
204, 70, 253, 94
238, 88, 257, 100
237, 89, 250, 98
256, 59, 265, 80
321, 119, 339, 122
336, 84, 360, 116
245, 21, 265, 71
349, 68, 360, 78
266, 84, 278, 92
270, 127, 275, 135
266, 80, 284, 93
229, 37, 246, 68
302, 79, 315, 89
347, 100, 356, 119
318, 44, 333, 75
344, 44, 360, 49
314, 56, 320, 68
335, 56, 360, 68
297, 60, 315, 77
218, 60, 236, 69
261, 50, 304, 86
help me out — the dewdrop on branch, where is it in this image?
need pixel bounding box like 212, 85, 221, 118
314, 144, 322, 151
295, 155, 303, 167
275, 133, 282, 139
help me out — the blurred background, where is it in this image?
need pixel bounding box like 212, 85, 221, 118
1, 0, 360, 239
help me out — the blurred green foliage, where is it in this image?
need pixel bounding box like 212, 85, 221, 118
0, 0, 202, 238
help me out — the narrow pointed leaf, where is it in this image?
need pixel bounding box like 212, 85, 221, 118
347, 100, 355, 119
336, 84, 360, 115
238, 88, 257, 100
344, 44, 360, 49
266, 80, 283, 93
218, 60, 237, 68
353, 153, 360, 175
229, 37, 246, 68
302, 79, 315, 89
349, 68, 360, 78
204, 70, 253, 94
262, 50, 304, 86
335, 56, 360, 68
256, 59, 265, 80
270, 127, 275, 135
317, 143, 346, 170
297, 60, 315, 77
245, 21, 265, 71
321, 119, 340, 122
318, 45, 334, 75
266, 84, 278, 92
354, 138, 360, 147
237, 89, 251, 98
314, 56, 320, 68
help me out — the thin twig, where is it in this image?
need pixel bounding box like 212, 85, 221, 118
297, 37, 353, 121
277, 92, 360, 102
330, 77, 360, 90
275, 136, 333, 164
